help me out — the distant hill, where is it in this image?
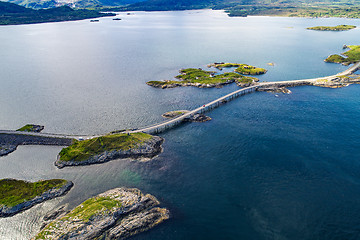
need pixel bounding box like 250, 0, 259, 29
1, 0, 143, 9
0, 1, 115, 25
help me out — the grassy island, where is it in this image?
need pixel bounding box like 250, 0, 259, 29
58, 132, 153, 163
147, 68, 259, 88
208, 63, 267, 75
0, 179, 69, 208
307, 25, 356, 31
325, 45, 360, 65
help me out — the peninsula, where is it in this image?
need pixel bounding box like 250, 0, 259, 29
34, 187, 169, 240
0, 2, 115, 25
0, 179, 73, 217
325, 45, 360, 65
307, 25, 356, 31
55, 132, 163, 168
147, 65, 262, 89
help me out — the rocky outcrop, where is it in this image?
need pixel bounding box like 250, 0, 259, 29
0, 181, 73, 218
55, 136, 164, 168
147, 80, 235, 89
313, 75, 360, 88
17, 124, 44, 133
184, 114, 212, 122
257, 87, 292, 94
34, 187, 170, 240
0, 144, 17, 157
162, 110, 189, 118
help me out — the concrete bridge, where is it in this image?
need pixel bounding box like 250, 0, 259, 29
128, 61, 360, 134
1, 62, 359, 139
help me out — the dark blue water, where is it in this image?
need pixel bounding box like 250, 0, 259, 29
0, 10, 360, 240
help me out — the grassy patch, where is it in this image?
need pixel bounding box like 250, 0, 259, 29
16, 124, 36, 132
234, 64, 267, 75
58, 132, 153, 163
325, 45, 360, 64
35, 195, 122, 239
307, 25, 356, 31
0, 179, 67, 207
64, 196, 122, 221
209, 63, 267, 75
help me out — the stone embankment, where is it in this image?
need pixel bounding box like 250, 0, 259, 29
0, 144, 17, 157
0, 132, 73, 157
0, 181, 73, 218
34, 187, 170, 240
55, 136, 164, 168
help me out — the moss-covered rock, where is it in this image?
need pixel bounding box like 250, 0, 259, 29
34, 187, 169, 240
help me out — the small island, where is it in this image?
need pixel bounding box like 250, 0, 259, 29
208, 62, 267, 75
55, 132, 163, 168
307, 25, 356, 31
16, 124, 44, 133
34, 187, 169, 240
325, 45, 360, 65
147, 67, 259, 89
0, 179, 73, 217
162, 110, 211, 122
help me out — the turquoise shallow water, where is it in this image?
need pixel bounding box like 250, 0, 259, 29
0, 10, 360, 240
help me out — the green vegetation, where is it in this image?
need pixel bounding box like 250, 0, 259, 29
325, 45, 360, 65
147, 67, 261, 88
307, 25, 356, 31
0, 179, 67, 207
16, 124, 43, 132
235, 64, 267, 75
64, 196, 122, 221
209, 63, 267, 75
35, 195, 123, 239
147, 68, 258, 87
16, 125, 34, 132
58, 132, 152, 163
0, 2, 115, 25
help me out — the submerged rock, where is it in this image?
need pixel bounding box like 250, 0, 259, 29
34, 187, 169, 240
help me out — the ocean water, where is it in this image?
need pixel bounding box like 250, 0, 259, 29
0, 10, 360, 240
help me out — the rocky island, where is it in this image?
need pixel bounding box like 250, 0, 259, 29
16, 124, 44, 133
55, 132, 164, 168
147, 66, 260, 89
325, 45, 360, 65
162, 110, 211, 122
0, 179, 73, 217
33, 187, 169, 240
307, 25, 356, 31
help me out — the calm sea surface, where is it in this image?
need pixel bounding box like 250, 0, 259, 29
1, 10, 360, 240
